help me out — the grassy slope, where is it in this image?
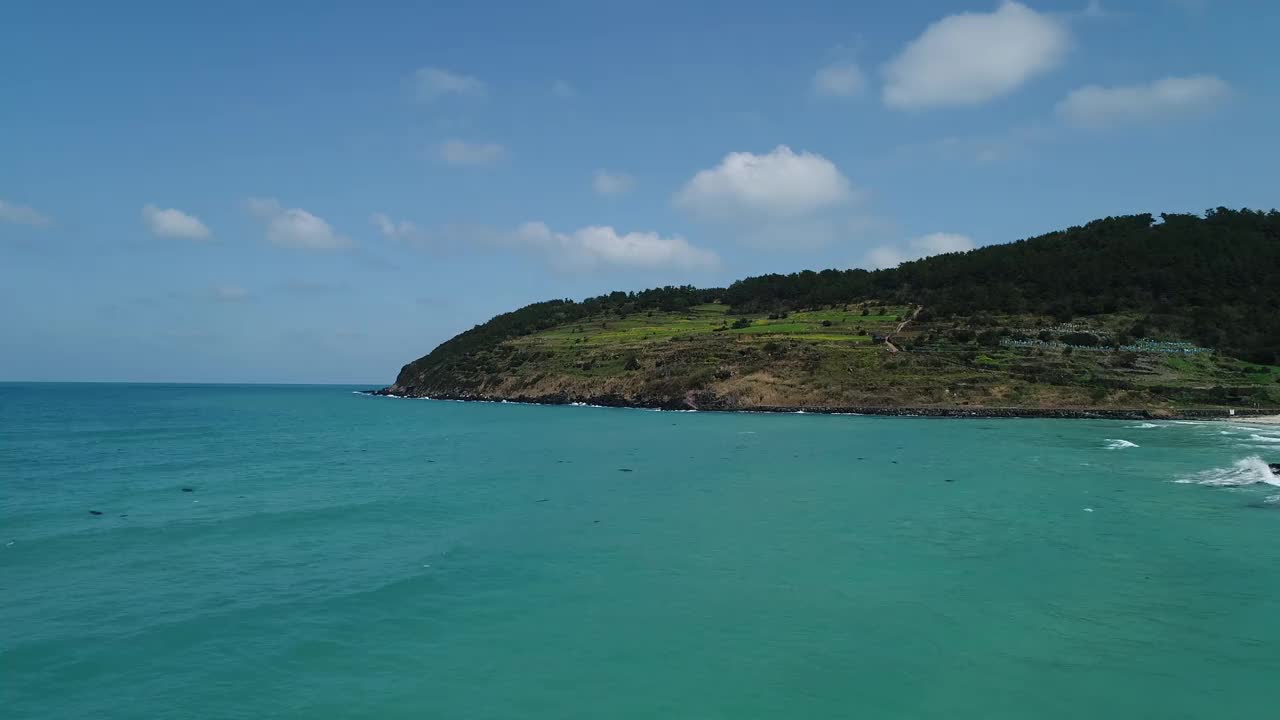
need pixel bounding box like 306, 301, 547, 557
396, 302, 1280, 412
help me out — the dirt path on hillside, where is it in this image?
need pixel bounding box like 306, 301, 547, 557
884, 305, 922, 353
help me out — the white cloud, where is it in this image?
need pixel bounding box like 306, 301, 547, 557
551, 79, 577, 98
437, 140, 505, 167
370, 212, 429, 245
1081, 0, 1108, 18
1056, 74, 1230, 128
883, 1, 1070, 110
593, 170, 636, 196
413, 67, 486, 101
813, 61, 866, 98
512, 222, 719, 272
0, 199, 51, 227
210, 285, 250, 302
247, 198, 350, 251
142, 204, 210, 240
375, 214, 718, 272
674, 145, 852, 222
865, 232, 975, 269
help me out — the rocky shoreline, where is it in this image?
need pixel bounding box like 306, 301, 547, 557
360, 387, 1276, 421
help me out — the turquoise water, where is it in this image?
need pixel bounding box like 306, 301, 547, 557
4, 383, 1280, 719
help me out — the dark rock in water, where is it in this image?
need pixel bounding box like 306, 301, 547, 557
181, 487, 194, 493
89, 510, 103, 516
618, 468, 633, 473
1270, 463, 1280, 475
944, 478, 954, 482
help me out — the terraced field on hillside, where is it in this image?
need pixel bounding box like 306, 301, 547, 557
394, 302, 1280, 412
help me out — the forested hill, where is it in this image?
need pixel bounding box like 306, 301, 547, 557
399, 207, 1280, 393
724, 207, 1280, 363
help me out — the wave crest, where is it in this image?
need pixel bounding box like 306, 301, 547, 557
1177, 456, 1280, 487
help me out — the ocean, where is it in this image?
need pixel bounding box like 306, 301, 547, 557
3, 383, 1280, 719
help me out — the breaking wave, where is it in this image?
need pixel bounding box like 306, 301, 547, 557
1105, 439, 1139, 450
1176, 457, 1280, 488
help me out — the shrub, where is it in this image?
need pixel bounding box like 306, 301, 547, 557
1110, 351, 1140, 369
1061, 332, 1101, 347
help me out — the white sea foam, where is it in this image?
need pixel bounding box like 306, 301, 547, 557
1127, 422, 1163, 429
1249, 434, 1280, 443
1105, 439, 1139, 450
1176, 456, 1280, 487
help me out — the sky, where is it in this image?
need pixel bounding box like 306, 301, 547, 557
2, 0, 1277, 384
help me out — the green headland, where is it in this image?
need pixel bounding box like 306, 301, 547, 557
382, 209, 1280, 417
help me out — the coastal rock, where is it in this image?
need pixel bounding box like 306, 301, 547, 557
360, 386, 1269, 421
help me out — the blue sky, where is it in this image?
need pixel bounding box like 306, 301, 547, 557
2, 0, 1276, 383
